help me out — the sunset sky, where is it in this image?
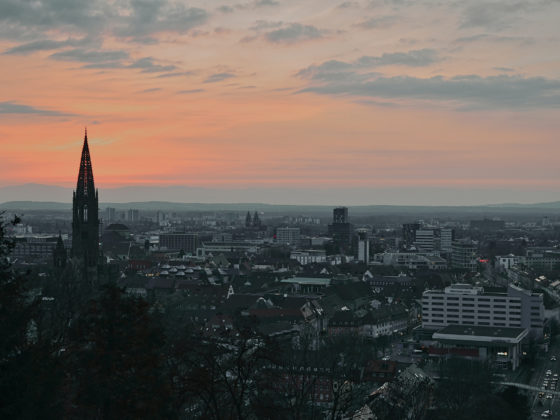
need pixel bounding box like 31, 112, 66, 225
1, 0, 559, 205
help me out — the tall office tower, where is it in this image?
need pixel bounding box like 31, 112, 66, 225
356, 229, 370, 264
333, 207, 348, 224
402, 223, 421, 249
105, 207, 116, 223
328, 207, 352, 247
72, 129, 99, 267
451, 240, 477, 272
440, 228, 454, 253
127, 209, 139, 222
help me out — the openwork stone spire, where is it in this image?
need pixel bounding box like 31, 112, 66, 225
72, 128, 99, 267
76, 128, 95, 197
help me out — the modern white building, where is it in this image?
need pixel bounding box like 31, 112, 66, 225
290, 250, 327, 265
373, 252, 447, 270
276, 227, 301, 246
414, 229, 435, 252
432, 325, 528, 370
496, 254, 522, 270
451, 240, 477, 272
422, 283, 544, 339
356, 229, 370, 264
440, 228, 454, 253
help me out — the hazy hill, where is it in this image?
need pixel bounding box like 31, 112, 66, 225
1, 184, 560, 216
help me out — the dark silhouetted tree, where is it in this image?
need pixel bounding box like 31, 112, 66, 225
0, 216, 63, 419
66, 284, 172, 419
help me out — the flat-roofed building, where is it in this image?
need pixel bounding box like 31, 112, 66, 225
196, 241, 259, 257
290, 250, 327, 265
159, 233, 198, 254
280, 277, 331, 294
276, 227, 301, 246
414, 229, 435, 252
432, 325, 528, 370
422, 283, 544, 339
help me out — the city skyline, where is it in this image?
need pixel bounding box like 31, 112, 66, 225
1, 0, 560, 205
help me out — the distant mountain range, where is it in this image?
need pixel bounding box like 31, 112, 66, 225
1, 183, 560, 213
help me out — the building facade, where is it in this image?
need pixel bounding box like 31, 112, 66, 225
451, 240, 477, 272
159, 233, 198, 254
422, 283, 544, 338
276, 227, 301, 245
356, 229, 370, 264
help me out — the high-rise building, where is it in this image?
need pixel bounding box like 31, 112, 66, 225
402, 223, 421, 249
127, 209, 139, 222
356, 229, 370, 264
333, 207, 348, 224
105, 207, 116, 223
451, 240, 477, 272
328, 207, 352, 247
440, 228, 454, 253
72, 130, 99, 267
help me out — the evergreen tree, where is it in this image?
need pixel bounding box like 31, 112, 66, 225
66, 284, 172, 419
0, 216, 63, 419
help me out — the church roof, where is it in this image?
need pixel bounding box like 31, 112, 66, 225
105, 223, 130, 231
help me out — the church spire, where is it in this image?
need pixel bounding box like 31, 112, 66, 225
72, 129, 99, 267
76, 127, 95, 198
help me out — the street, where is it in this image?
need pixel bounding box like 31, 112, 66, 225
530, 340, 560, 419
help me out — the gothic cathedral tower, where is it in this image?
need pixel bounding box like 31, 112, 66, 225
72, 129, 99, 267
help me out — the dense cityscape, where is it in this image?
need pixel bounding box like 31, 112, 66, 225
2, 0, 559, 418
2, 132, 560, 419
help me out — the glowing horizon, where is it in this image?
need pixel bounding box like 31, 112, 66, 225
1, 0, 559, 205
